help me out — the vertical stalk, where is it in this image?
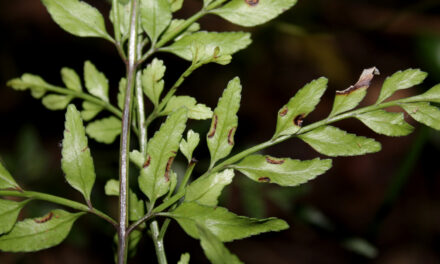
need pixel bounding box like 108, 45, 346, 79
135, 35, 147, 155
118, 0, 139, 263
151, 221, 168, 264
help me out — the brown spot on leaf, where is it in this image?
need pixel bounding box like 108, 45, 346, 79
207, 115, 218, 138
279, 107, 288, 117
143, 156, 151, 168
65, 129, 70, 133
357, 143, 362, 148
190, 157, 198, 165
81, 146, 89, 152
34, 212, 53, 224
412, 107, 419, 114
245, 0, 259, 6
294, 114, 305, 127
164, 156, 175, 182
265, 156, 285, 165
336, 67, 380, 95
228, 127, 236, 145
258, 177, 271, 182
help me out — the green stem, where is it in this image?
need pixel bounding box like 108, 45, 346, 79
111, 0, 127, 60
200, 96, 425, 178
135, 35, 147, 155
0, 190, 117, 227
117, 0, 139, 263
150, 221, 167, 264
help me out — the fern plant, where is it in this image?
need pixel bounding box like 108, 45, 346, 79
1, 0, 440, 263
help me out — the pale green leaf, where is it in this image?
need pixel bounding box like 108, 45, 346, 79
104, 179, 145, 221
212, 0, 297, 27
186, 169, 234, 206
168, 202, 288, 242
299, 126, 381, 157
0, 162, 19, 190
129, 150, 144, 168
169, 0, 184, 12
84, 61, 109, 102
162, 96, 213, 120
118, 78, 127, 110
61, 67, 82, 92
7, 74, 49, 99
178, 253, 190, 264
414, 84, 440, 103
162, 31, 251, 62
402, 102, 440, 130
142, 59, 165, 106
139, 108, 188, 202
0, 199, 30, 235
110, 2, 131, 39
356, 110, 413, 136
62, 105, 96, 201
86, 116, 121, 144
140, 0, 172, 43
0, 209, 84, 252
41, 0, 112, 41
180, 130, 200, 162
197, 225, 243, 264
81, 101, 103, 121
377, 69, 427, 104
42, 94, 73, 110
275, 77, 327, 137
207, 77, 242, 166
329, 67, 379, 117
161, 19, 200, 42
203, 0, 215, 6
232, 155, 332, 186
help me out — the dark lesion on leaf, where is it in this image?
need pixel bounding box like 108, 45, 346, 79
207, 114, 218, 138
265, 156, 285, 165
143, 155, 151, 168
245, 0, 259, 6
279, 107, 288, 117
336, 67, 380, 95
34, 212, 54, 224
81, 146, 89, 152
258, 177, 271, 182
164, 155, 175, 182
293, 114, 305, 127
228, 127, 236, 145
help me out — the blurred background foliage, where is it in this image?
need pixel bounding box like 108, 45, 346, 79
1, 0, 440, 263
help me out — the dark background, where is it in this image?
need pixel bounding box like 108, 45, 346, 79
1, 0, 440, 263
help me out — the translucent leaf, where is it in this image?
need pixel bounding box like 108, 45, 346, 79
356, 110, 413, 136
197, 225, 243, 264
81, 101, 103, 121
42, 94, 73, 110
7, 74, 48, 99
161, 19, 200, 42
186, 169, 234, 206
162, 31, 251, 62
402, 102, 440, 130
212, 0, 297, 27
0, 162, 19, 190
62, 105, 96, 201
84, 61, 109, 102
232, 155, 332, 186
169, 0, 183, 12
180, 130, 200, 162
117, 78, 127, 110
104, 179, 145, 221
377, 69, 427, 104
168, 202, 288, 242
61, 67, 82, 92
0, 209, 84, 252
178, 253, 190, 264
41, 0, 112, 41
140, 0, 172, 43
142, 59, 165, 106
207, 77, 242, 166
275, 77, 327, 137
299, 125, 381, 157
86, 116, 121, 144
0, 199, 30, 235
329, 67, 379, 117
162, 96, 213, 120
138, 108, 188, 202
